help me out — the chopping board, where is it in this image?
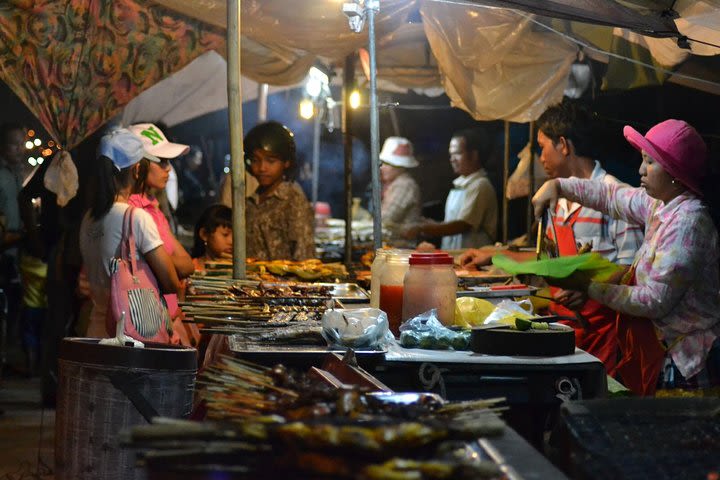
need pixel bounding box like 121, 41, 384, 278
469, 324, 575, 356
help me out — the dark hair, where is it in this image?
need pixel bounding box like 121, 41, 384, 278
192, 204, 233, 258
244, 121, 296, 170
0, 122, 24, 145
536, 101, 595, 158
88, 156, 136, 220
132, 158, 152, 194
452, 128, 493, 167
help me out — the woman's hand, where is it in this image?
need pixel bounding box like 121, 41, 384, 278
553, 289, 587, 311
532, 179, 561, 220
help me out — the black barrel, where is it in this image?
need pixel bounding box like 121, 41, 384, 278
55, 338, 197, 480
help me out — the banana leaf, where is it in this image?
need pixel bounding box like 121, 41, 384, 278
491, 253, 623, 282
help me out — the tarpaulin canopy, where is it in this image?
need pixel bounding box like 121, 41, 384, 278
1, 0, 719, 147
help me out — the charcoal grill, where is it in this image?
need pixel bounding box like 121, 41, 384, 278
551, 398, 720, 480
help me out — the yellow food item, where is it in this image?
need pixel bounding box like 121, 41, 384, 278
454, 297, 496, 327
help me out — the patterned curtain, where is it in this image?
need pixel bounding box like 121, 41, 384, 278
0, 0, 225, 149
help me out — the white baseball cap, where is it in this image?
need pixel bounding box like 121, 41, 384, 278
379, 136, 418, 168
128, 123, 189, 161
98, 128, 145, 170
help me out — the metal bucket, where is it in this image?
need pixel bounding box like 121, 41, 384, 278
55, 338, 197, 480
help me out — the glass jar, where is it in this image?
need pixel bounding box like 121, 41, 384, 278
370, 248, 391, 308
378, 250, 411, 336
402, 252, 457, 326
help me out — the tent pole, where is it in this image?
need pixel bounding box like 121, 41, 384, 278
258, 83, 269, 121
342, 54, 356, 268
526, 121, 536, 239
367, 0, 382, 251
311, 102, 323, 206
228, 0, 246, 279
502, 121, 510, 243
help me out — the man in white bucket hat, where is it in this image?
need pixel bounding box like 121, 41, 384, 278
379, 137, 422, 235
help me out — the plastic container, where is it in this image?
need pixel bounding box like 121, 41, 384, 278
314, 201, 331, 227
402, 252, 458, 326
55, 338, 197, 480
378, 250, 411, 335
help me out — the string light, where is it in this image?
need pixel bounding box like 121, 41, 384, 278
299, 99, 314, 119
349, 89, 361, 109
25, 141, 34, 149
28, 157, 37, 166
33, 138, 41, 146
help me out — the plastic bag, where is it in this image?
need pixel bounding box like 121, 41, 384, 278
492, 252, 622, 282
483, 299, 535, 326
43, 151, 79, 207
454, 297, 496, 327
398, 309, 469, 351
322, 308, 391, 349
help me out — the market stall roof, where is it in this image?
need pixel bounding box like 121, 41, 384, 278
1, 0, 719, 148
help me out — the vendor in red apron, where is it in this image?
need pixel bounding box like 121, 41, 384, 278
460, 103, 643, 375
533, 119, 720, 396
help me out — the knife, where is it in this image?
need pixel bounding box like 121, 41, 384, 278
536, 213, 545, 261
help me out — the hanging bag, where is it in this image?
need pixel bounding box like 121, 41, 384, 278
107, 206, 171, 343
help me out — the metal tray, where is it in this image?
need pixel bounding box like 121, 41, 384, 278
315, 282, 370, 303
229, 341, 386, 369
458, 285, 538, 298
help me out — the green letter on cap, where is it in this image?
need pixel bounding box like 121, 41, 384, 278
141, 126, 164, 146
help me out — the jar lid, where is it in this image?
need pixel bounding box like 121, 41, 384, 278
409, 251, 453, 265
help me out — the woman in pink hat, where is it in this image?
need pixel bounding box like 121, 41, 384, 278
533, 119, 720, 396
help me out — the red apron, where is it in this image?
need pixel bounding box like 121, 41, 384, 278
549, 207, 620, 375
614, 266, 666, 396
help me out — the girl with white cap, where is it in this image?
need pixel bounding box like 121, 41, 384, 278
533, 119, 720, 395
128, 123, 197, 346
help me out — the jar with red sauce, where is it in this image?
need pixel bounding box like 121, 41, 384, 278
378, 250, 411, 336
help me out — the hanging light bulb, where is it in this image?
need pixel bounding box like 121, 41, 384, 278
25, 141, 34, 149
299, 99, 314, 119
349, 89, 361, 109
33, 138, 41, 146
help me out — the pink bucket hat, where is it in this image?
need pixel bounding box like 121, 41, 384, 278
623, 119, 707, 196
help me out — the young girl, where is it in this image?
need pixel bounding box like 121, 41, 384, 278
191, 204, 233, 271
128, 123, 195, 345
79, 128, 179, 338
244, 121, 315, 261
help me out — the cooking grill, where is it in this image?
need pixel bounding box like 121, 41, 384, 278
555, 398, 720, 480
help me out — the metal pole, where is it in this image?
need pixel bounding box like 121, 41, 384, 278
311, 101, 323, 206
367, 0, 382, 251
257, 83, 269, 122
228, 0, 246, 279
342, 54, 355, 268
526, 121, 536, 238
502, 121, 510, 243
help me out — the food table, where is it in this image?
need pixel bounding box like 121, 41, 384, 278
370, 344, 607, 448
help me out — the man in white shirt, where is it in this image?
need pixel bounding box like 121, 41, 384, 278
404, 129, 497, 249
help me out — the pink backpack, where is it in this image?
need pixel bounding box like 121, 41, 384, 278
106, 206, 171, 343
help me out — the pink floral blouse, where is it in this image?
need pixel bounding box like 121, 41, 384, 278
559, 178, 720, 379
